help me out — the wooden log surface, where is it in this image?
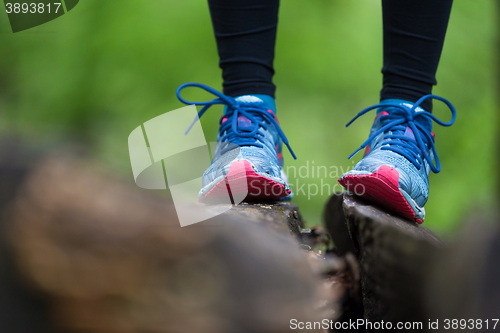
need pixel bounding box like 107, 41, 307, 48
343, 192, 442, 324
324, 191, 500, 331
324, 192, 443, 324
0, 141, 344, 333
6, 139, 498, 332
222, 201, 304, 240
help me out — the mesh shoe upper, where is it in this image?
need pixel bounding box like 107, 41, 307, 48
176, 83, 296, 198
341, 95, 456, 215
203, 95, 286, 189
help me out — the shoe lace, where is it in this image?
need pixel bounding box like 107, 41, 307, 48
346, 95, 456, 173
176, 82, 296, 159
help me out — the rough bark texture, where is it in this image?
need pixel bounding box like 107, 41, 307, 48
224, 201, 305, 240
2, 156, 332, 333
324, 192, 443, 324
342, 193, 442, 324
0, 140, 340, 333
3, 139, 498, 332
324, 191, 500, 331
323, 192, 357, 256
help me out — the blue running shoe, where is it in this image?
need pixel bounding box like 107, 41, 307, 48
176, 83, 296, 203
339, 95, 456, 224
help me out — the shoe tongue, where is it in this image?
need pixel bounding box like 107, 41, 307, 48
238, 115, 252, 127
404, 127, 415, 140
234, 95, 267, 109
223, 95, 268, 116
233, 95, 268, 129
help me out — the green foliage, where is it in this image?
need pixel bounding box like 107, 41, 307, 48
0, 1, 497, 235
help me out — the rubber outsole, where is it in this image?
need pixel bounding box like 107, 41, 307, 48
338, 165, 424, 224
201, 160, 291, 204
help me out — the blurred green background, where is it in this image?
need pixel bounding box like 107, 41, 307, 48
0, 1, 497, 236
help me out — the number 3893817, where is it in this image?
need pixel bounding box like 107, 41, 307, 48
5, 3, 62, 14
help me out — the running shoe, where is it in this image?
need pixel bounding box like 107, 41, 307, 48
176, 83, 296, 203
339, 95, 456, 224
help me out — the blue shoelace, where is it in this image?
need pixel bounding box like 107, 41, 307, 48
176, 82, 296, 159
346, 95, 456, 173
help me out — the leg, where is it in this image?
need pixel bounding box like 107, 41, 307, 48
176, 0, 295, 203
208, 0, 279, 98
340, 0, 456, 223
381, 0, 453, 112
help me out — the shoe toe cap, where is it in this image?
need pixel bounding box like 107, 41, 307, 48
345, 151, 429, 207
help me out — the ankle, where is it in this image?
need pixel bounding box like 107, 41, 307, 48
253, 94, 276, 113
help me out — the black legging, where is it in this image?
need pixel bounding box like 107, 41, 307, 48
208, 0, 453, 112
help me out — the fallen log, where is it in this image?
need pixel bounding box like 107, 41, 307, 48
0, 141, 339, 333
324, 191, 500, 330
325, 191, 443, 324
341, 192, 442, 324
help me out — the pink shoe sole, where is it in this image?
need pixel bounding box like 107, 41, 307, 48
201, 160, 291, 204
338, 165, 423, 224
